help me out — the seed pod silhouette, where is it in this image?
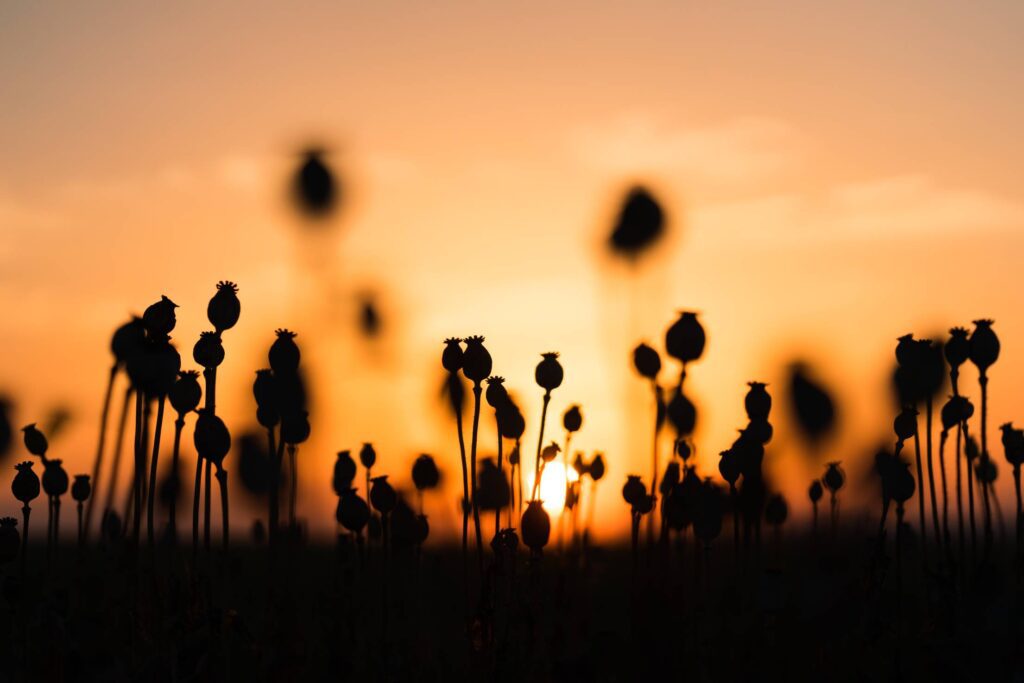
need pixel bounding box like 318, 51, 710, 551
0, 399, 11, 460
253, 370, 280, 428
71, 475, 91, 503
333, 451, 357, 496
359, 443, 376, 470
745, 382, 771, 420
293, 148, 338, 217
369, 476, 397, 515
809, 480, 823, 505
193, 332, 225, 370
42, 459, 68, 498
694, 483, 724, 545
521, 500, 550, 554
746, 419, 773, 445
535, 353, 564, 392
589, 454, 606, 482
170, 371, 202, 415
485, 376, 508, 410
21, 424, 47, 458
823, 462, 845, 494
280, 411, 311, 446
442, 338, 464, 373
207, 281, 240, 333
13, 462, 40, 504
894, 407, 918, 445
660, 461, 681, 496
976, 455, 998, 485
541, 442, 561, 463
461, 336, 492, 384
667, 387, 697, 437
498, 400, 525, 441
787, 363, 837, 446
572, 452, 588, 478
143, 295, 178, 337
412, 454, 440, 491
0, 518, 18, 565
563, 405, 583, 433
665, 312, 705, 366
676, 439, 692, 461
111, 317, 147, 365
609, 186, 665, 258
941, 397, 971, 432
477, 459, 510, 511
622, 475, 646, 507
1000, 424, 1024, 467
891, 462, 916, 503
969, 320, 1000, 373
390, 497, 419, 549
718, 450, 741, 486
269, 330, 300, 375
337, 489, 370, 533
945, 327, 970, 375
765, 494, 788, 526
632, 342, 661, 380
237, 432, 272, 496
194, 410, 231, 468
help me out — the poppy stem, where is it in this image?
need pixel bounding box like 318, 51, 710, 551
924, 397, 942, 563
20, 504, 30, 577
289, 445, 298, 531
77, 501, 84, 551
192, 455, 203, 555
938, 431, 951, 560
533, 391, 552, 500
451, 375, 470, 586
169, 416, 184, 543
84, 363, 118, 543
469, 385, 484, 578
204, 458, 212, 551
53, 499, 61, 557
911, 415, 928, 565
267, 427, 279, 544
132, 390, 145, 545
146, 394, 166, 546
101, 385, 133, 537
980, 373, 993, 556
965, 422, 978, 566
216, 467, 229, 551
1014, 465, 1022, 578
956, 419, 966, 576
495, 423, 503, 540
649, 383, 660, 553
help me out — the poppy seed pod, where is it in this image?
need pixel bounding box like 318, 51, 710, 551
0, 518, 18, 565
589, 454, 606, 482
269, 329, 301, 374
891, 463, 916, 503
632, 342, 661, 380
894, 408, 918, 441
71, 474, 91, 503
412, 454, 440, 491
541, 442, 560, 463
808, 480, 823, 504
667, 388, 697, 437
41, 459, 69, 497
660, 461, 681, 495
170, 371, 203, 415
823, 462, 845, 493
609, 186, 665, 257
143, 295, 178, 337
944, 396, 973, 431
745, 382, 771, 420
521, 500, 550, 553
359, 443, 376, 469
665, 311, 705, 365
485, 376, 508, 409
337, 489, 370, 533
207, 281, 241, 333
622, 475, 646, 507
765, 494, 788, 526
110, 317, 147, 365
333, 451, 357, 496
718, 450, 740, 485
461, 336, 492, 384
745, 419, 773, 445
12, 461, 40, 504
369, 476, 397, 514
945, 327, 970, 369
535, 353, 564, 392
253, 369, 277, 407
572, 453, 588, 478
969, 319, 999, 373
965, 436, 980, 462
477, 460, 510, 511
193, 332, 225, 370
508, 444, 520, 466
280, 411, 311, 445
895, 334, 916, 367
21, 424, 47, 458
194, 410, 231, 467
676, 439, 692, 461
294, 149, 337, 216
441, 338, 464, 373
976, 456, 998, 485
1000, 424, 1024, 467
563, 405, 583, 433
634, 493, 655, 515
498, 402, 525, 441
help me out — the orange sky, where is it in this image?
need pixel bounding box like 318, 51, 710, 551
2, 1, 1024, 542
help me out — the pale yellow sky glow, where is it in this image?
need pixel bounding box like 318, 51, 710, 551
2, 1, 1024, 541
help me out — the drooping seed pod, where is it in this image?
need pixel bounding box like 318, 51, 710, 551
969, 319, 999, 373
521, 500, 550, 553
563, 405, 583, 433
0, 518, 19, 564
461, 336, 492, 384
442, 338, 464, 373
622, 475, 646, 507
143, 295, 178, 338
21, 424, 47, 458
333, 451, 357, 496
169, 371, 203, 415
535, 353, 564, 392
41, 459, 69, 498
336, 489, 370, 533
665, 311, 705, 365
541, 442, 560, 463
894, 407, 918, 441
193, 331, 225, 370
485, 376, 508, 410
632, 342, 661, 380
207, 281, 241, 333
194, 410, 231, 468
589, 453, 606, 482
12, 461, 40, 504
744, 382, 771, 420
369, 476, 397, 514
808, 480, 823, 504
359, 443, 376, 470
280, 410, 311, 446
823, 462, 845, 494
412, 454, 440, 491
269, 329, 301, 375
71, 474, 91, 503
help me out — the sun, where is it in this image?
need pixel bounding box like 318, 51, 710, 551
524, 461, 579, 515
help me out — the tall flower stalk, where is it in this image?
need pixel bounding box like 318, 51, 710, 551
461, 336, 491, 576
441, 339, 471, 580
969, 319, 999, 556
533, 353, 564, 499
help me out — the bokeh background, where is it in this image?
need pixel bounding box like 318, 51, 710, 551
2, 1, 1024, 542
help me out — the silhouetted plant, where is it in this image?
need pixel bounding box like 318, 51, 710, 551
41, 458, 68, 561
999, 423, 1024, 568
823, 462, 845, 537
293, 148, 338, 217
664, 312, 705, 378
71, 475, 91, 549
521, 500, 551, 559
282, 410, 311, 532
167, 371, 201, 542
0, 517, 19, 566
194, 409, 231, 550
787, 362, 837, 450
609, 186, 665, 259
12, 462, 39, 574
969, 319, 999, 553
584, 453, 606, 541
808, 480, 823, 535
441, 338, 472, 581
411, 454, 440, 514
532, 353, 563, 503
333, 450, 357, 498
461, 336, 491, 577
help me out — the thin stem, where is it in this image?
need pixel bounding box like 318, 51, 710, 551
204, 458, 212, 551
966, 423, 978, 564
925, 397, 942, 560
84, 363, 117, 542
451, 374, 469, 584
912, 414, 928, 564
938, 431, 951, 557
168, 416, 184, 542
132, 390, 144, 545
77, 501, 84, 550
146, 394, 167, 546
192, 455, 203, 554
1014, 466, 1022, 577
533, 392, 552, 500
469, 385, 484, 577
216, 467, 229, 551
288, 445, 298, 530
20, 505, 30, 577
101, 386, 133, 535
980, 373, 993, 555
495, 420, 503, 539
956, 420, 966, 573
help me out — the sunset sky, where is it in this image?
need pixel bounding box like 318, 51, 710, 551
2, 1, 1024, 541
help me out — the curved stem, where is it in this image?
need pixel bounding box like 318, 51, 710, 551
168, 416, 184, 543
216, 467, 229, 551
20, 505, 30, 577
204, 458, 212, 551
84, 363, 117, 542
192, 455, 203, 555
911, 413, 928, 564
288, 445, 298, 530
146, 394, 166, 546
101, 386, 133, 536
925, 398, 942, 560
533, 392, 552, 500
469, 385, 484, 576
